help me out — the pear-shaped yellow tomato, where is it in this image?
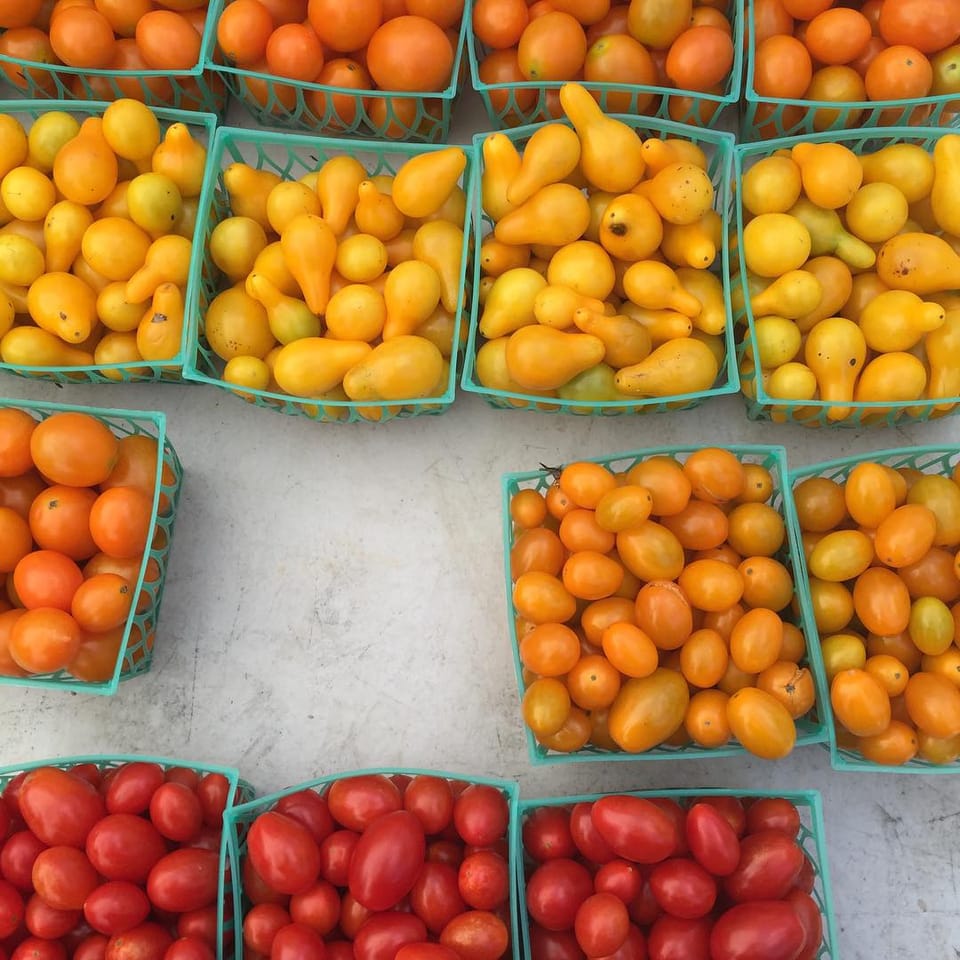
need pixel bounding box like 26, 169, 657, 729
342, 335, 445, 401
273, 338, 372, 398
28, 272, 96, 344
204, 287, 275, 361
504, 325, 605, 391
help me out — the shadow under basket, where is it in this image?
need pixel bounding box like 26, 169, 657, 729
789, 445, 960, 774
0, 397, 183, 695
516, 788, 838, 960
468, 8, 744, 133
502, 444, 830, 765
0, 99, 217, 386
182, 125, 476, 423
460, 114, 740, 417
222, 768, 522, 960
0, 755, 254, 960
734, 125, 960, 428
205, 0, 470, 142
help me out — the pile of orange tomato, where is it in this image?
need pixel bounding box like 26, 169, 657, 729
509, 449, 816, 761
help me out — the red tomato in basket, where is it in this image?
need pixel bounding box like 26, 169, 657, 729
648, 859, 716, 920
163, 937, 215, 960
12, 937, 68, 960
25, 893, 79, 940
522, 808, 576, 863
1, 831, 47, 892
146, 849, 220, 913
247, 813, 321, 896
709, 901, 805, 960
269, 924, 326, 960
452, 787, 508, 849
327, 777, 402, 833
19, 769, 105, 848
176, 908, 219, 947
74, 934, 109, 960
458, 851, 509, 911
785, 889, 823, 960
352, 912, 427, 960
32, 846, 99, 910
104, 922, 173, 960
574, 892, 630, 957
526, 859, 594, 932
83, 882, 151, 936
528, 925, 581, 960
410, 862, 465, 935
647, 914, 711, 960
744, 798, 801, 839
149, 784, 203, 844
438, 910, 509, 960
570, 804, 615, 865
289, 882, 339, 937
590, 798, 678, 865
348, 811, 425, 911
723, 832, 804, 903
0, 879, 24, 939
243, 903, 291, 955
274, 792, 334, 846
197, 775, 231, 829
404, 777, 455, 836
105, 764, 164, 816
318, 831, 358, 889
684, 804, 740, 878
86, 816, 166, 884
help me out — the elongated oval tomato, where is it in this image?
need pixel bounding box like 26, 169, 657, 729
710, 900, 805, 960
247, 811, 321, 896
19, 768, 106, 848
327, 775, 402, 832
590, 796, 678, 865
684, 803, 740, 877
85, 815, 167, 883
723, 831, 804, 903
353, 911, 428, 960
146, 849, 220, 913
525, 858, 593, 932
348, 810, 426, 911
274, 790, 335, 845
83, 881, 151, 936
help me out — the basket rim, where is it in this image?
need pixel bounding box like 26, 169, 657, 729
733, 126, 960, 422
181, 126, 479, 418
0, 398, 177, 696
786, 446, 960, 774
202, 0, 470, 102
461, 115, 741, 411
501, 443, 832, 764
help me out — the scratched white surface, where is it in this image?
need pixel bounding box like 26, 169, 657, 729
0, 88, 958, 960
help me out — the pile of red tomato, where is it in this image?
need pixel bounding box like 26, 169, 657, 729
522, 794, 824, 960
0, 409, 167, 683
239, 773, 513, 960
0, 761, 238, 960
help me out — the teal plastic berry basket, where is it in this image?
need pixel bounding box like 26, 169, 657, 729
0, 16, 225, 114
502, 444, 830, 764
468, 8, 743, 131
183, 125, 477, 423
789, 446, 960, 774
223, 768, 521, 960
0, 755, 254, 960
0, 397, 182, 695
735, 125, 960, 428
205, 0, 470, 142
0, 99, 217, 386
742, 0, 960, 141
516, 788, 837, 960
461, 116, 740, 416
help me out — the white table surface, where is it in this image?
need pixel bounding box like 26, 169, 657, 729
1, 85, 959, 960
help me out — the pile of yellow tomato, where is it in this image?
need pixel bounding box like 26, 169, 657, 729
472, 81, 727, 409
739, 134, 960, 424
0, 101, 206, 378
202, 145, 468, 416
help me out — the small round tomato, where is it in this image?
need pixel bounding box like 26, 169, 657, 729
526, 859, 594, 932
570, 803, 615, 864
197, 773, 231, 828
274, 791, 335, 846
745, 798, 801, 838
177, 907, 219, 947
590, 796, 678, 865
574, 893, 629, 958
352, 912, 427, 960
594, 860, 643, 905
649, 859, 717, 920
647, 915, 712, 960
146, 849, 221, 913
163, 938, 214, 960
247, 812, 322, 896
327, 775, 402, 832
104, 923, 173, 960
319, 831, 359, 887
289, 882, 338, 937
723, 831, 804, 903
439, 910, 509, 960
105, 763, 163, 816
25, 892, 80, 939
2, 831, 47, 891
709, 900, 804, 960
86, 814, 166, 883
270, 923, 327, 960
0, 878, 24, 938
453, 786, 509, 848
149, 783, 203, 843
458, 851, 509, 911
410, 862, 464, 935
83, 882, 151, 936
404, 777, 454, 836
522, 807, 575, 863
32, 846, 99, 910
12, 938, 68, 960
243, 903, 291, 955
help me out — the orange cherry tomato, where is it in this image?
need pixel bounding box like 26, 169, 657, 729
858, 720, 919, 766
626, 456, 691, 516
679, 627, 728, 688
854, 567, 912, 636
13, 551, 83, 612
684, 688, 731, 747
682, 448, 745, 504
601, 622, 659, 678
661, 501, 729, 551
678, 559, 745, 612
904, 671, 960, 738
738, 556, 794, 612
635, 580, 693, 650
756, 661, 815, 718
567, 653, 621, 709
511, 528, 565, 578
562, 550, 624, 600
730, 607, 783, 674
831, 668, 891, 737
514, 571, 577, 624
559, 509, 616, 553
726, 687, 797, 759
580, 596, 636, 644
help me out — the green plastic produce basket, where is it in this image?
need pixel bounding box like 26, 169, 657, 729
223, 767, 521, 960
0, 397, 182, 695
183, 125, 477, 423
742, 0, 960, 140
0, 99, 217, 386
0, 754, 255, 960
0, 16, 225, 114
460, 116, 740, 416
735, 125, 960, 428
516, 788, 837, 960
205, 0, 470, 142
502, 444, 829, 764
789, 445, 960, 774
468, 8, 744, 131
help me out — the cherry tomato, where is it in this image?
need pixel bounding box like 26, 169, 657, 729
526, 859, 594, 932
410, 862, 465, 935
648, 799, 688, 856
197, 774, 231, 828
647, 914, 712, 960
318, 831, 358, 887
723, 832, 803, 902
352, 912, 426, 960
452, 787, 509, 848
338, 893, 373, 939
165, 769, 201, 791
2, 831, 47, 891
785, 888, 823, 960
149, 784, 203, 843
163, 938, 214, 960
590, 797, 678, 864
84, 883, 151, 936
104, 923, 174, 960
177, 908, 219, 947
85, 814, 166, 884
242, 904, 291, 955
744, 798, 801, 838
146, 849, 220, 913
684, 803, 740, 877
289, 882, 339, 937
594, 860, 643, 904
522, 808, 575, 862
24, 893, 80, 940
12, 938, 68, 960
32, 846, 99, 909
427, 841, 464, 868
438, 910, 509, 960
570, 803, 615, 864
574, 892, 629, 957
269, 923, 326, 960
395, 946, 460, 960
327, 776, 402, 832
348, 810, 425, 911
528, 925, 581, 960
247, 812, 322, 896
19, 768, 106, 848
105, 764, 163, 816
0, 879, 23, 938
649, 859, 717, 920
458, 851, 509, 911
596, 924, 647, 960
274, 792, 334, 846
696, 797, 745, 837
74, 936, 109, 960
709, 901, 804, 960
